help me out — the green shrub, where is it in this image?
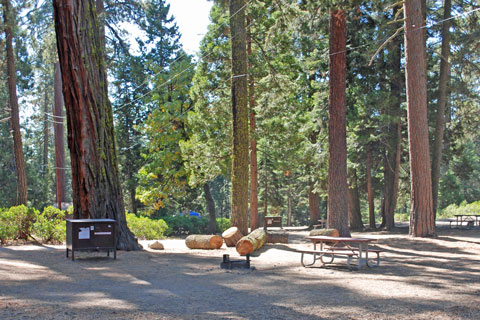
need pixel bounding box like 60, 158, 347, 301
32, 206, 66, 243
439, 200, 480, 218
0, 207, 17, 244
126, 213, 168, 240
216, 218, 231, 233
163, 215, 208, 236
10, 205, 38, 240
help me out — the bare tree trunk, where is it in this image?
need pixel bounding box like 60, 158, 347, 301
53, 62, 66, 209
3, 0, 27, 205
348, 169, 364, 231
287, 184, 292, 227
43, 90, 50, 175
247, 17, 258, 230
366, 144, 376, 229
308, 185, 321, 226
431, 0, 452, 218
204, 183, 217, 234
404, 0, 435, 237
327, 8, 350, 237
383, 22, 403, 230
53, 0, 140, 250
229, 0, 249, 235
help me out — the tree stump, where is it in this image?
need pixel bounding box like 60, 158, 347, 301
309, 228, 339, 237
266, 230, 289, 244
309, 228, 339, 245
222, 227, 243, 247
185, 235, 223, 249
236, 228, 266, 256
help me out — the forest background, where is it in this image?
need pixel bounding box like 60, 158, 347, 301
0, 0, 479, 237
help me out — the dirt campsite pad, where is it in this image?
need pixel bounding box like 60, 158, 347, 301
1, 227, 479, 320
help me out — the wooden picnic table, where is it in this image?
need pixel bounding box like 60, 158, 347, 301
297, 236, 381, 270
454, 215, 480, 228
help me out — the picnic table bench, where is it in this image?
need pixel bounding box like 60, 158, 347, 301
297, 236, 382, 270
313, 219, 327, 229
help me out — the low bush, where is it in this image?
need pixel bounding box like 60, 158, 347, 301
1, 205, 39, 241
439, 200, 480, 218
216, 218, 231, 233
0, 207, 17, 244
33, 206, 66, 243
126, 213, 168, 240
163, 215, 208, 236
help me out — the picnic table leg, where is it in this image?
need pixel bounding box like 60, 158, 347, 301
357, 243, 367, 269
301, 252, 319, 267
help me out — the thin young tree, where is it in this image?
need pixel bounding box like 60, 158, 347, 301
431, 0, 452, 217
247, 16, 258, 230
53, 0, 140, 250
327, 7, 350, 237
3, 0, 28, 205
229, 0, 249, 235
53, 62, 66, 209
404, 0, 435, 237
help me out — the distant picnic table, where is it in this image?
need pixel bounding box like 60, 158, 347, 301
453, 215, 480, 228
297, 235, 382, 271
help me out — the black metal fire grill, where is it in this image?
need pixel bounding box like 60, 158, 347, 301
220, 254, 251, 269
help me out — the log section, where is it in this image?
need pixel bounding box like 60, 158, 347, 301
236, 228, 266, 256
185, 235, 223, 249
309, 228, 339, 237
266, 230, 289, 244
222, 227, 243, 247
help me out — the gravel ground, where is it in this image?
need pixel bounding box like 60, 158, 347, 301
1, 226, 479, 320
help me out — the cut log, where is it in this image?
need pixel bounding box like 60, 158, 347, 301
222, 227, 243, 247
309, 228, 339, 245
236, 228, 266, 256
185, 235, 223, 249
266, 230, 289, 244
309, 228, 339, 237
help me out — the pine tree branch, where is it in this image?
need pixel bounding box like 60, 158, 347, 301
368, 26, 404, 66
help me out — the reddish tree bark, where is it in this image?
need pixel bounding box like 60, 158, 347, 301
53, 62, 66, 209
327, 8, 350, 237
247, 17, 258, 230
229, 0, 249, 235
3, 0, 27, 205
404, 0, 435, 237
53, 0, 140, 250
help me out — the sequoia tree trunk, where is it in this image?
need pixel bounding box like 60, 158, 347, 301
229, 0, 249, 236
53, 62, 66, 209
53, 0, 140, 250
404, 0, 435, 237
431, 0, 451, 218
3, 0, 28, 205
327, 8, 350, 237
